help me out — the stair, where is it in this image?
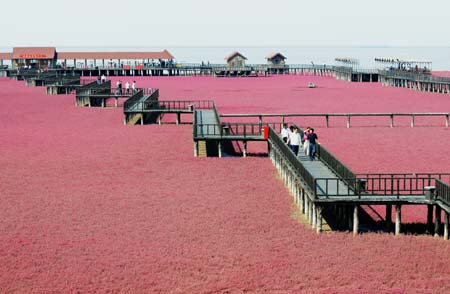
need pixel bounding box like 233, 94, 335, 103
127, 113, 142, 125
197, 140, 207, 157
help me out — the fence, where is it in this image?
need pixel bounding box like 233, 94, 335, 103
268, 126, 316, 192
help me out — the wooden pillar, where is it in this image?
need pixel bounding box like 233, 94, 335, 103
435, 205, 442, 237
218, 141, 222, 158
347, 115, 351, 128
305, 197, 310, 220
301, 189, 305, 214
386, 205, 392, 224
353, 205, 359, 235
243, 141, 247, 157
312, 203, 316, 228
140, 114, 144, 125
316, 206, 323, 233
446, 114, 449, 128
390, 114, 394, 128
395, 204, 401, 236
325, 115, 329, 128
194, 141, 198, 157
444, 211, 449, 240
427, 204, 434, 233
176, 112, 181, 125
115, 98, 118, 107
411, 114, 415, 127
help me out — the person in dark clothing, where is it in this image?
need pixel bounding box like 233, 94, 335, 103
307, 128, 319, 161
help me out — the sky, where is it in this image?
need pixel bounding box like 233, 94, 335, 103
1, 0, 449, 48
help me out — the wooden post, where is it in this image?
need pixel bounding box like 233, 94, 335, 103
301, 189, 305, 214
316, 206, 323, 233
427, 205, 434, 233
435, 205, 442, 237
411, 114, 415, 127
218, 141, 222, 158
312, 203, 316, 228
194, 141, 198, 157
395, 204, 401, 236
353, 205, 359, 235
444, 211, 449, 240
346, 115, 350, 128
140, 114, 144, 125
446, 114, 449, 128
386, 205, 392, 224
176, 113, 181, 125
305, 197, 310, 220
325, 115, 329, 128
115, 98, 118, 107
390, 114, 394, 128
243, 141, 247, 157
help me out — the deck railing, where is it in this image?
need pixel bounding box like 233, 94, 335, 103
220, 112, 450, 128
268, 126, 316, 193
317, 144, 357, 188
436, 179, 450, 206
315, 174, 450, 198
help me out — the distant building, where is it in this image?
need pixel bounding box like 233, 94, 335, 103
224, 51, 247, 68
0, 47, 175, 69
12, 47, 56, 69
266, 52, 287, 67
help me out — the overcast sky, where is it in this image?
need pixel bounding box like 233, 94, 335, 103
1, 0, 449, 48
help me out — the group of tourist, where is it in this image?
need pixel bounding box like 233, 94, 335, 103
281, 124, 319, 161
96, 75, 137, 95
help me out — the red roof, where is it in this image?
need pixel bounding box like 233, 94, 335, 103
12, 47, 56, 59
265, 52, 287, 60
224, 51, 247, 62
57, 49, 174, 60
0, 53, 12, 60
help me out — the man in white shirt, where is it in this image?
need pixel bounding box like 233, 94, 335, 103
281, 123, 290, 143
125, 81, 130, 94
132, 81, 136, 93
101, 74, 106, 84
287, 127, 301, 156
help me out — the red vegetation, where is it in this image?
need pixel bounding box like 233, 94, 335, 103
1, 75, 450, 293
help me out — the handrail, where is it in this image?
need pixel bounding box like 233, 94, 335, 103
436, 179, 450, 206
317, 144, 357, 189
268, 126, 316, 194
315, 175, 443, 198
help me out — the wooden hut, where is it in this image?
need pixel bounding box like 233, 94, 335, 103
225, 51, 247, 69
266, 52, 287, 67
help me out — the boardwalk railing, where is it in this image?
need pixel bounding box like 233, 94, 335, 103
315, 174, 450, 198
436, 180, 450, 207
220, 112, 450, 128
123, 90, 144, 110
268, 126, 316, 192
317, 144, 356, 187
381, 70, 450, 84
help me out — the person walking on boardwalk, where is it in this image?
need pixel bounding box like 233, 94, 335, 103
308, 128, 319, 161
303, 127, 311, 156
132, 81, 136, 93
287, 127, 301, 156
115, 80, 120, 95
281, 123, 289, 143
118, 80, 123, 95
125, 81, 130, 94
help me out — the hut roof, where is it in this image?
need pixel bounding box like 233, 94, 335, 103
265, 52, 287, 60
224, 51, 247, 62
57, 49, 174, 60
12, 47, 56, 59
0, 53, 12, 60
